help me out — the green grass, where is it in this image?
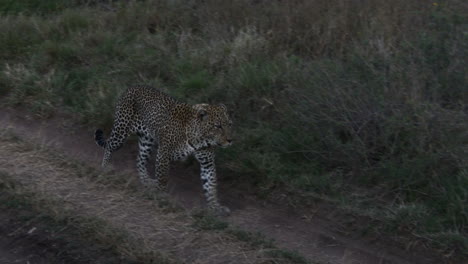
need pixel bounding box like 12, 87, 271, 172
192, 210, 229, 230
0, 0, 74, 15
0, 0, 466, 260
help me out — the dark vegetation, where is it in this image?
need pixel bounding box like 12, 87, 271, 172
0, 0, 466, 259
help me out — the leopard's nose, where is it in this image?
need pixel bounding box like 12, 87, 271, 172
227, 139, 233, 144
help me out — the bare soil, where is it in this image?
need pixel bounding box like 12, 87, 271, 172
0, 107, 441, 264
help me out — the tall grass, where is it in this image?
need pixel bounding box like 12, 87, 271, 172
0, 0, 466, 258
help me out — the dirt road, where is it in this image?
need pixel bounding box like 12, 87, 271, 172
0, 107, 437, 264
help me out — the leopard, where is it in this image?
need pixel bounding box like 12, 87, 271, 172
94, 85, 233, 215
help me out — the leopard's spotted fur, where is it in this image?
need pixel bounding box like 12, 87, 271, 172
95, 85, 233, 215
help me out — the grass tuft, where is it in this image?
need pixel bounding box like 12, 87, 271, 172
192, 210, 229, 231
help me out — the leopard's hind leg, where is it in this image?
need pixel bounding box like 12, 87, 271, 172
135, 124, 155, 185
95, 109, 135, 168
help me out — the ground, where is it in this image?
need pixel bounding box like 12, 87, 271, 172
0, 107, 445, 264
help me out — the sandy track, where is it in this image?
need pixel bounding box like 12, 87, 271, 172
0, 107, 436, 264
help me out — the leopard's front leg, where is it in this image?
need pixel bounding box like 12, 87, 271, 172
195, 149, 230, 216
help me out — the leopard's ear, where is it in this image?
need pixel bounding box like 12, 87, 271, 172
197, 109, 208, 121
219, 103, 227, 111
193, 104, 209, 121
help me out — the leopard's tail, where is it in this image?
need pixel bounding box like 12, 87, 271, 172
95, 129, 107, 148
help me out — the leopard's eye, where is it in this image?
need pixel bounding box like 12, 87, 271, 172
215, 124, 222, 129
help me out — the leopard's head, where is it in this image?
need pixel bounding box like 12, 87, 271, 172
191, 103, 233, 149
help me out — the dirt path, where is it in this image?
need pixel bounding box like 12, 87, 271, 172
0, 108, 436, 264
0, 129, 284, 263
